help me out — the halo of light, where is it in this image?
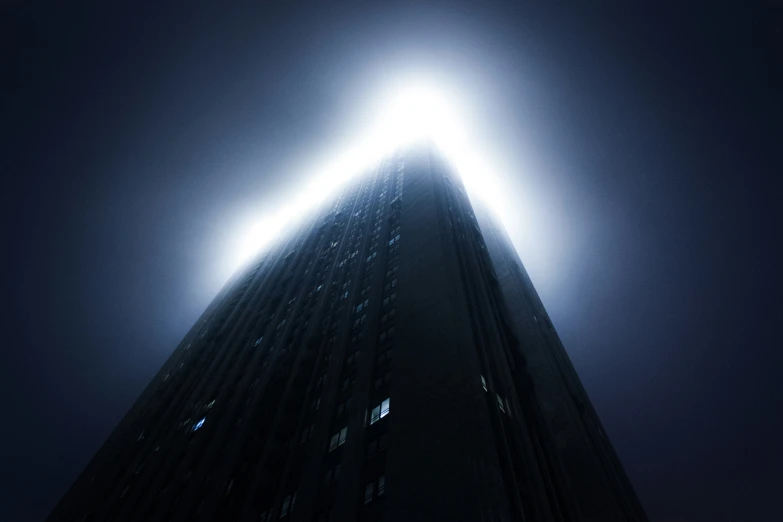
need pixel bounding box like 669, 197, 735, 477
229, 80, 508, 274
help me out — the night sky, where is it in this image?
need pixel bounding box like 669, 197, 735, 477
3, 2, 781, 521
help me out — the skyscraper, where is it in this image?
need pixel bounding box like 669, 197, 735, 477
49, 143, 647, 522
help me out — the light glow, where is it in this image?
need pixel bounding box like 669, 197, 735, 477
229, 80, 510, 275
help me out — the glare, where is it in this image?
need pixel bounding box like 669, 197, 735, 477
230, 80, 510, 274
192, 417, 206, 432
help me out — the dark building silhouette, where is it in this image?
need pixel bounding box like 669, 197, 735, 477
49, 143, 647, 522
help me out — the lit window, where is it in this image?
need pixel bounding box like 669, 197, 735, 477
370, 397, 390, 425
481, 375, 487, 392
192, 417, 206, 431
496, 394, 506, 413
254, 337, 263, 347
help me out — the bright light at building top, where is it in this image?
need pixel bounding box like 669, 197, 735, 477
229, 81, 508, 275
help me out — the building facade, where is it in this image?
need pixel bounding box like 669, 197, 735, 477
49, 143, 647, 522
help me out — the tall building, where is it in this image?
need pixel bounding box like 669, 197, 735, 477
49, 143, 647, 522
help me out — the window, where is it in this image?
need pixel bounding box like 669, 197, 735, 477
369, 398, 390, 425
254, 337, 264, 347
377, 475, 386, 496
280, 492, 296, 517
192, 417, 206, 432
301, 424, 312, 443
353, 313, 367, 329
329, 427, 347, 451
364, 482, 374, 504
374, 370, 391, 390
324, 463, 341, 485
378, 433, 389, 452
376, 348, 392, 366
382, 293, 396, 308
355, 299, 369, 313
379, 326, 395, 342
481, 375, 487, 392
496, 394, 506, 414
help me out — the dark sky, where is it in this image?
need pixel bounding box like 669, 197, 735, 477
2, 2, 781, 521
